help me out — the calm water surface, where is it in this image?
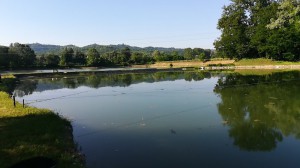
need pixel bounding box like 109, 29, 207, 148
14, 71, 300, 168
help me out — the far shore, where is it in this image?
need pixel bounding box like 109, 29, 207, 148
1, 59, 300, 77
132, 59, 300, 69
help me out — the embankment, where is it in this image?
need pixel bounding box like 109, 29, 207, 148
0, 92, 85, 168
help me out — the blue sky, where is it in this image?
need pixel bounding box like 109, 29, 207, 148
0, 0, 231, 49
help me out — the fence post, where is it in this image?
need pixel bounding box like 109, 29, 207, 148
13, 96, 16, 107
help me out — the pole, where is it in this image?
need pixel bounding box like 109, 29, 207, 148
23, 99, 25, 108
13, 96, 16, 107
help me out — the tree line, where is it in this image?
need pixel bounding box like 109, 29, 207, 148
0, 43, 212, 69
214, 0, 300, 61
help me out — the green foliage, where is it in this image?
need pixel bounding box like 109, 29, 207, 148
184, 48, 194, 60
215, 0, 300, 61
0, 92, 85, 168
60, 48, 74, 66
36, 55, 46, 67
73, 50, 86, 65
183, 48, 210, 61
0, 77, 18, 94
196, 53, 206, 61
214, 1, 250, 59
2, 43, 212, 69
46, 54, 60, 67
27, 43, 211, 63
0, 46, 9, 68
152, 50, 162, 61
28, 43, 185, 57
267, 0, 300, 29
8, 43, 36, 68
130, 52, 152, 64
170, 51, 183, 60
120, 47, 131, 62
86, 48, 100, 66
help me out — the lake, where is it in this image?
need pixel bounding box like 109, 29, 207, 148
14, 70, 300, 168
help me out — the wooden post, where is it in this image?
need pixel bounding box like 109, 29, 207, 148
23, 99, 25, 108
13, 96, 16, 107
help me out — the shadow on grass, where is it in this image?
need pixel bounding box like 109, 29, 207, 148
0, 112, 85, 168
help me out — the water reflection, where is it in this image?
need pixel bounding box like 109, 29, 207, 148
214, 71, 300, 151
9, 70, 300, 167
13, 71, 213, 96
0, 77, 18, 94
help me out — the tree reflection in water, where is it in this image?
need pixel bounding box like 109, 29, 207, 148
13, 71, 212, 94
11, 70, 300, 152
214, 71, 300, 151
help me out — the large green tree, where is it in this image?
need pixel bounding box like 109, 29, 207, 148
215, 0, 300, 61
266, 0, 300, 61
8, 43, 36, 68
118, 47, 131, 65
152, 50, 162, 61
248, 1, 278, 58
183, 48, 194, 60
130, 52, 152, 64
46, 54, 60, 67
214, 0, 250, 59
267, 0, 300, 29
0, 46, 9, 68
73, 50, 86, 65
60, 47, 74, 66
86, 48, 100, 66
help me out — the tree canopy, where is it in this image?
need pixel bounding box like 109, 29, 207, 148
214, 0, 300, 61
86, 48, 100, 66
1, 43, 212, 70
9, 43, 36, 68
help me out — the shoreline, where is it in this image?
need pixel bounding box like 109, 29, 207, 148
0, 92, 85, 167
0, 64, 299, 78
11, 68, 183, 78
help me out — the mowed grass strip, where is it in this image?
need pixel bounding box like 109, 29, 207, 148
0, 92, 85, 168
234, 58, 300, 66
135, 58, 300, 68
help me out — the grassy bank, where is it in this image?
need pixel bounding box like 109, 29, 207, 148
131, 58, 300, 69
133, 60, 235, 68
234, 58, 300, 66
0, 92, 84, 168
0, 75, 17, 94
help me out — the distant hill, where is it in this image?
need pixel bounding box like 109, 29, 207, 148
28, 43, 62, 54
27, 43, 185, 55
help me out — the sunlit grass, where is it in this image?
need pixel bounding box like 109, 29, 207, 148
234, 69, 290, 75
1, 74, 15, 79
0, 92, 85, 168
235, 58, 300, 66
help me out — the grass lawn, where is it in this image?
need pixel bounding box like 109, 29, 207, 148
234, 58, 300, 66
134, 58, 300, 69
0, 92, 85, 168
